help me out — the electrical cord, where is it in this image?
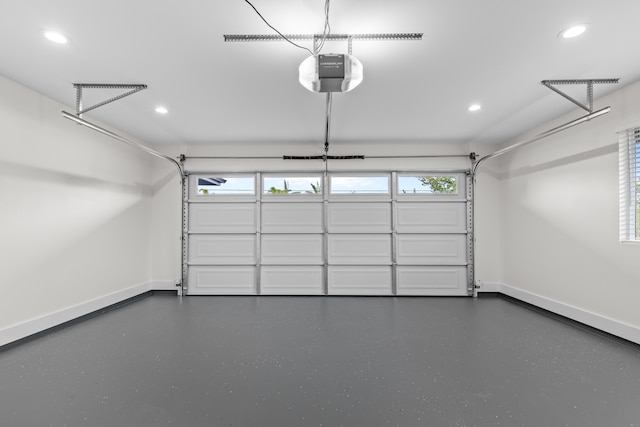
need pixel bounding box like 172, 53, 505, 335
314, 0, 331, 53
243, 0, 331, 55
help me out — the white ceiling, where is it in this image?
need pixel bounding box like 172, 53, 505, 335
1, 0, 639, 148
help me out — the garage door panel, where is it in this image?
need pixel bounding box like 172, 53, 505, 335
396, 202, 466, 233
186, 172, 471, 296
262, 203, 323, 233
328, 266, 392, 295
190, 203, 256, 233
328, 235, 391, 265
328, 203, 391, 233
261, 266, 324, 295
189, 234, 256, 265
396, 266, 467, 296
396, 234, 467, 265
261, 234, 323, 265
188, 266, 256, 295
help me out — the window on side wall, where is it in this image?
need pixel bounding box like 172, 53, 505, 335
618, 127, 640, 242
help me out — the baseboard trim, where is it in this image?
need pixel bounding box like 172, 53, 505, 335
478, 282, 640, 345
0, 282, 154, 348
149, 280, 180, 291
3, 281, 637, 348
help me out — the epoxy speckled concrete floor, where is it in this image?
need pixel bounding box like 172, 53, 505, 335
1, 294, 639, 427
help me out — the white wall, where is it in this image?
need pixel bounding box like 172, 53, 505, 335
0, 72, 501, 343
149, 145, 184, 286
493, 80, 640, 338
4, 66, 636, 345
472, 159, 503, 285
0, 75, 155, 344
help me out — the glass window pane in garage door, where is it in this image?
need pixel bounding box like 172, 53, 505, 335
397, 175, 458, 195
329, 175, 390, 195
196, 176, 255, 195
263, 176, 322, 195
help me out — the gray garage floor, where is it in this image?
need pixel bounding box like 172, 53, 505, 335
1, 293, 639, 427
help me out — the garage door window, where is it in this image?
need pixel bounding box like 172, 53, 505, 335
330, 175, 390, 195
398, 175, 458, 195
197, 176, 255, 195
263, 176, 322, 195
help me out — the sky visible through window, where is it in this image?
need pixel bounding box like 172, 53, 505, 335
330, 176, 389, 194
198, 177, 255, 194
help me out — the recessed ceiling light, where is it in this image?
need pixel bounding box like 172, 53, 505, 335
44, 31, 69, 44
155, 106, 169, 114
468, 104, 482, 112
560, 25, 586, 39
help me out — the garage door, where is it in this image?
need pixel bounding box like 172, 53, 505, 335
183, 172, 472, 296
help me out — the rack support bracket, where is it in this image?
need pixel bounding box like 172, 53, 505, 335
73, 83, 147, 117
541, 79, 618, 113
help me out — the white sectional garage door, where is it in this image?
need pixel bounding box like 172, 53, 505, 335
184, 172, 471, 296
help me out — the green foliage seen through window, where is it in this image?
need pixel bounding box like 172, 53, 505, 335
269, 180, 321, 194
417, 176, 457, 193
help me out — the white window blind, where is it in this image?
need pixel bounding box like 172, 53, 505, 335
619, 127, 640, 241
